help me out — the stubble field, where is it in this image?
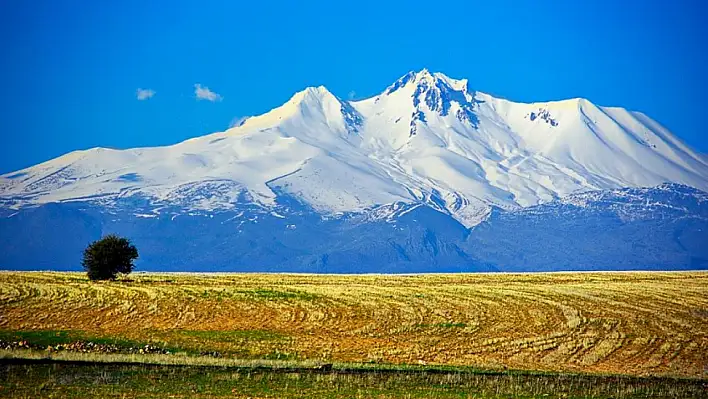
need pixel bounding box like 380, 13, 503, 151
1, 271, 706, 380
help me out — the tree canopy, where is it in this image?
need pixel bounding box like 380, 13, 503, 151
82, 234, 138, 280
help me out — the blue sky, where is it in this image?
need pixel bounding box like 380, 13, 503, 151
1, 0, 706, 173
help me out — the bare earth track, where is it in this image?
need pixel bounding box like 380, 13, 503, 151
0, 272, 706, 378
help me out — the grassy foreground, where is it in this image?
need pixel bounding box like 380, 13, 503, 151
2, 360, 706, 399
0, 271, 706, 397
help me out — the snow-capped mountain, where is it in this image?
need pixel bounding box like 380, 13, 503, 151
3, 69, 707, 228
2, 70, 708, 272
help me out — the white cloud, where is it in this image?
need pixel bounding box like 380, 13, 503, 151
194, 84, 222, 102
348, 90, 357, 100
136, 88, 155, 100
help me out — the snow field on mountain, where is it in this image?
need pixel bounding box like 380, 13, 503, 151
2, 70, 707, 227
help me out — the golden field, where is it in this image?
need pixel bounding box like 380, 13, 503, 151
0, 271, 706, 378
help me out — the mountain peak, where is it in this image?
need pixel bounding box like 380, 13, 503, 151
385, 69, 456, 95
226, 85, 342, 132
414, 69, 458, 84
407, 71, 477, 126
413, 68, 434, 81
289, 85, 334, 104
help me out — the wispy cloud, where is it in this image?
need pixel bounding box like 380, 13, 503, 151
348, 90, 357, 100
136, 88, 155, 100
194, 84, 222, 102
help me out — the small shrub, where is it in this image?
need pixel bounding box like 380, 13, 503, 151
82, 234, 138, 281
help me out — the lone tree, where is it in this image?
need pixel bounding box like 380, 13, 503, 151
82, 234, 139, 281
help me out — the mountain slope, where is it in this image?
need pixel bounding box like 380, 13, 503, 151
2, 70, 708, 272
467, 183, 708, 271
2, 70, 707, 228
1, 184, 705, 272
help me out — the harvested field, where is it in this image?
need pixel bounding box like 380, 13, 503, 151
0, 271, 706, 378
